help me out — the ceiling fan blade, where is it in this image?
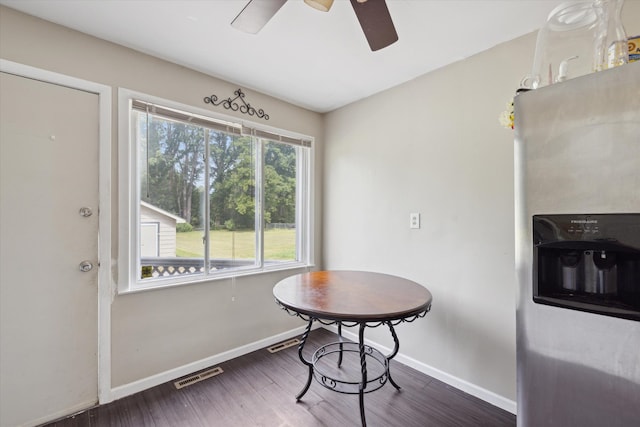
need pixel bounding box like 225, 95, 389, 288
231, 0, 288, 34
349, 0, 398, 51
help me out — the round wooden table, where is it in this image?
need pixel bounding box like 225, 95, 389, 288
273, 270, 432, 427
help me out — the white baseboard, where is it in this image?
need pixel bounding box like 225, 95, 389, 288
107, 322, 516, 416
324, 325, 517, 415
108, 323, 317, 402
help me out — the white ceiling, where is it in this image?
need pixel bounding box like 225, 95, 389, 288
0, 0, 566, 112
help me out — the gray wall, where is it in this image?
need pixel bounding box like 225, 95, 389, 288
322, 2, 640, 403
0, 6, 322, 388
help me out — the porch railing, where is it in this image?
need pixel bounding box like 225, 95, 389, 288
141, 257, 255, 278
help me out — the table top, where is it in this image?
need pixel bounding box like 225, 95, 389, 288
273, 270, 432, 322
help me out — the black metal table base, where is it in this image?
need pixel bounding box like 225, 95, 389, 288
294, 318, 402, 427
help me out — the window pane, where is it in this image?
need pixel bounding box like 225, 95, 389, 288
208, 132, 257, 271
136, 110, 206, 280
264, 140, 298, 264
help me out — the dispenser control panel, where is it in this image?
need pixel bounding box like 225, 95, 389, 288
566, 219, 600, 235
534, 213, 640, 247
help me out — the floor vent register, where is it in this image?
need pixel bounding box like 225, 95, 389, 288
267, 338, 300, 354
174, 366, 224, 389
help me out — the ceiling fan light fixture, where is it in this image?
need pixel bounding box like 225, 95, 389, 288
304, 0, 334, 12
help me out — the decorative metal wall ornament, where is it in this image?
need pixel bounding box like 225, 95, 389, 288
204, 88, 269, 120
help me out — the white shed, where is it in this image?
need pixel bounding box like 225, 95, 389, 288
140, 201, 186, 257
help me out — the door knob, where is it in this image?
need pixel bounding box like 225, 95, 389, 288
79, 207, 93, 217
79, 261, 94, 272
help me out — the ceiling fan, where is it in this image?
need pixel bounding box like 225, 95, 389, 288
231, 0, 398, 51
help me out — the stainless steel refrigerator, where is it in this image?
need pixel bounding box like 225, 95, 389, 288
514, 62, 640, 426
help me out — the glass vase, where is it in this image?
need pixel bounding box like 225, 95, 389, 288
594, 0, 629, 71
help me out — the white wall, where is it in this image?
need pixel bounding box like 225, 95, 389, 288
322, 1, 640, 407
0, 5, 322, 390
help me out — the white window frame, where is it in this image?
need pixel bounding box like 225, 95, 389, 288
118, 89, 314, 293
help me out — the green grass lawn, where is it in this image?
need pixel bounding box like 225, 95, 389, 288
176, 228, 296, 260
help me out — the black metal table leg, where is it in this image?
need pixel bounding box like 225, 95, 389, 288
358, 322, 368, 427
337, 322, 344, 367
296, 317, 315, 400
386, 321, 402, 391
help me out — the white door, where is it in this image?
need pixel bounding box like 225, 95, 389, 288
0, 72, 99, 427
140, 222, 160, 257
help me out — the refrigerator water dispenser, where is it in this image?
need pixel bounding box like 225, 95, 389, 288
533, 213, 640, 321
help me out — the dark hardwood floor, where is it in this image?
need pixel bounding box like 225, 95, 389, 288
44, 328, 516, 426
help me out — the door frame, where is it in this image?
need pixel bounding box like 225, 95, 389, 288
0, 59, 113, 405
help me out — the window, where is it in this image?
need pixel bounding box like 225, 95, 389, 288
119, 91, 313, 291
